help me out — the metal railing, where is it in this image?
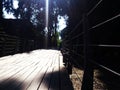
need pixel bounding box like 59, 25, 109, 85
61, 0, 120, 90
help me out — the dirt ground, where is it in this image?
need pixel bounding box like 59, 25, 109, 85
69, 67, 109, 90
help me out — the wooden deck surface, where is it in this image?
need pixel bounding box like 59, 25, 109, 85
0, 50, 73, 90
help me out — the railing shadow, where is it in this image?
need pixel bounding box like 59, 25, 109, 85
0, 78, 24, 90
38, 70, 74, 90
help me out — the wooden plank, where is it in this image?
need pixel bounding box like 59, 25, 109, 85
39, 67, 53, 90
12, 66, 39, 89
0, 50, 73, 90
26, 53, 51, 90
49, 54, 60, 90
0, 55, 38, 81
22, 57, 49, 90
22, 64, 43, 90
0, 56, 26, 77
0, 55, 44, 89
49, 66, 60, 90
27, 65, 48, 90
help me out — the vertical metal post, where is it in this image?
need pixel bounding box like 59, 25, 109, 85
81, 1, 93, 89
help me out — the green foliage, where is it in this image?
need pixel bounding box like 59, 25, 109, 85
56, 31, 61, 47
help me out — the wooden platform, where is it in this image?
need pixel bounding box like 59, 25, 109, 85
0, 50, 73, 90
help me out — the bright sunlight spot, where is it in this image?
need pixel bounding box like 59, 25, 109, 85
3, 0, 19, 19
3, 0, 68, 33
45, 0, 49, 28
57, 15, 68, 32
13, 0, 19, 9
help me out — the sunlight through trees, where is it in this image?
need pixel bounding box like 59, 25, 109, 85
0, 0, 70, 48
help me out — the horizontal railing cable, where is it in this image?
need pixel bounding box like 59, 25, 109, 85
89, 13, 120, 30
64, 47, 84, 59
64, 49, 100, 85
71, 50, 84, 59
73, 44, 84, 47
87, 0, 103, 16
63, 0, 103, 42
64, 46, 120, 76
62, 0, 95, 42
63, 19, 83, 42
90, 60, 120, 76
89, 44, 120, 48
64, 14, 120, 43
66, 32, 84, 42
64, 0, 103, 41
72, 44, 120, 48
67, 19, 83, 36
62, 1, 120, 89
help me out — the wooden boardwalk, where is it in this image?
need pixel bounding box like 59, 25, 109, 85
0, 50, 73, 90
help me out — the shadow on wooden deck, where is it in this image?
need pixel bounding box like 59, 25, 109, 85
0, 78, 24, 90
38, 70, 74, 90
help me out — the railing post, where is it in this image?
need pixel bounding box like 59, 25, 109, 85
81, 13, 93, 90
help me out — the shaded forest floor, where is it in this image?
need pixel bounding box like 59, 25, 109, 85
69, 66, 120, 90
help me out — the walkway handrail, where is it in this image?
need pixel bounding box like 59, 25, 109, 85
64, 13, 120, 43
90, 60, 120, 76
87, 0, 103, 16
62, 1, 120, 90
